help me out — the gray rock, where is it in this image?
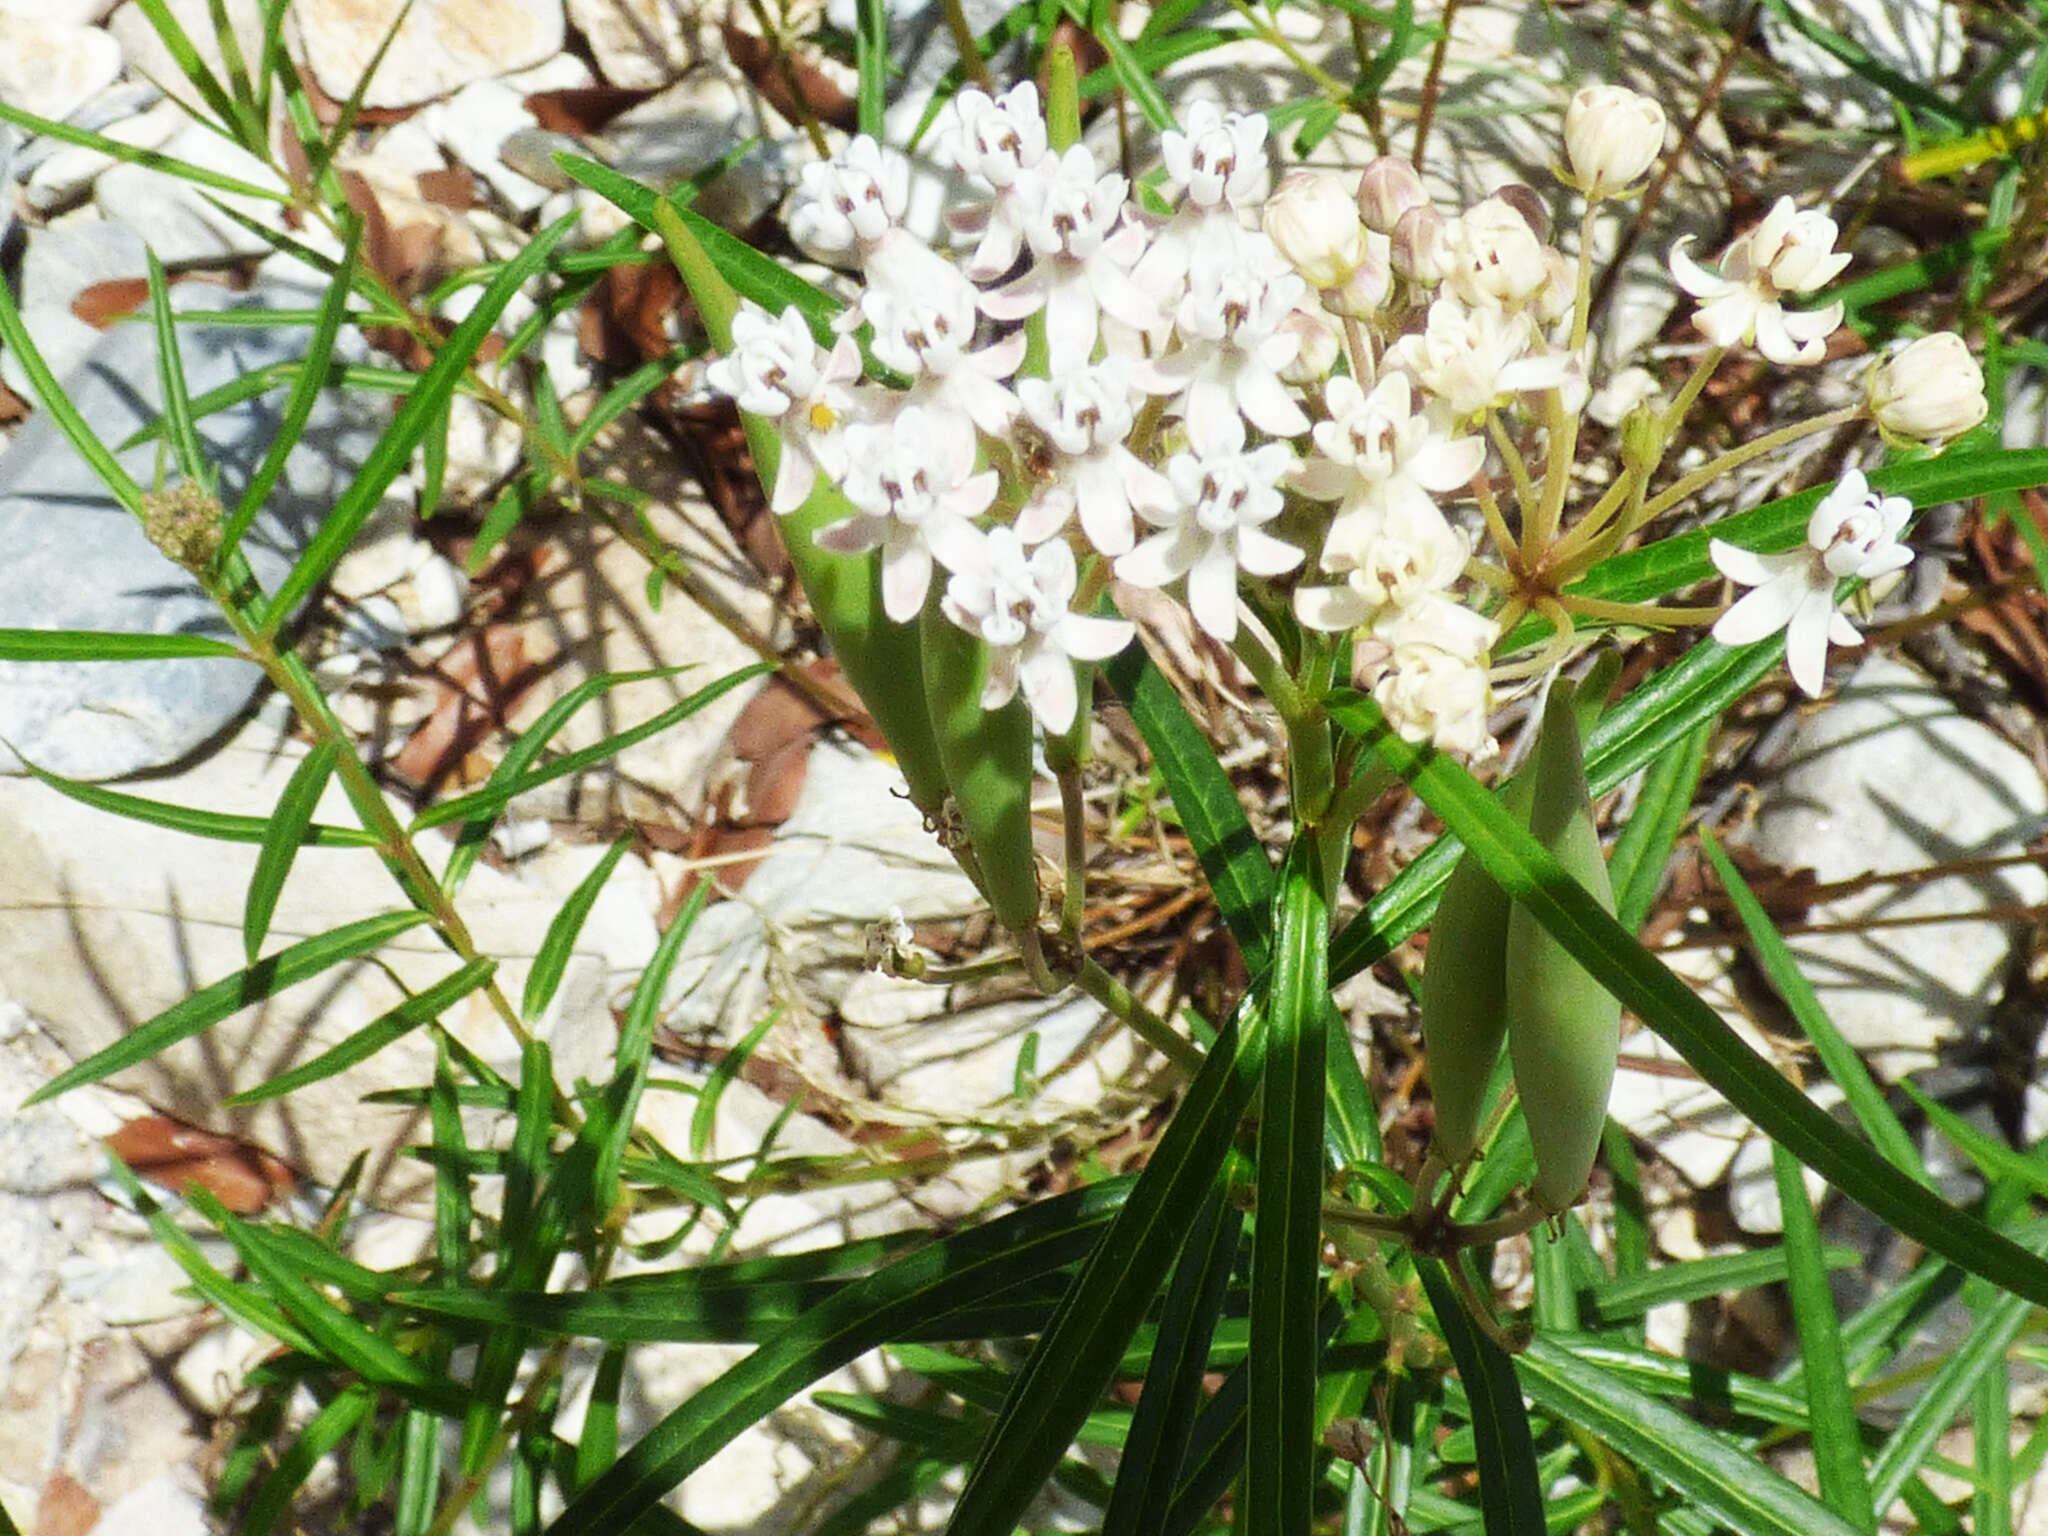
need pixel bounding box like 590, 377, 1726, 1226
0, 282, 385, 779
1750, 653, 2048, 1077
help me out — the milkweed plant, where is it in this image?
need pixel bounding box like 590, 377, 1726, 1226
14, 11, 2048, 1534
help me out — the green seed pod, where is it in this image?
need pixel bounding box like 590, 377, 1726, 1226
649, 203, 953, 823
919, 599, 1043, 934
1419, 769, 1534, 1168
1504, 681, 1621, 1213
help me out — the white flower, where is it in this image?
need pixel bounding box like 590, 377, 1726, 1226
1668, 196, 1849, 365
1162, 100, 1269, 210
978, 143, 1160, 370
1384, 293, 1576, 418
1014, 357, 1171, 556
788, 135, 910, 266
1139, 235, 1310, 442
933, 81, 1051, 278
1586, 365, 1663, 428
1114, 410, 1303, 642
1563, 85, 1666, 198
1293, 498, 1469, 633
704, 305, 863, 514
1293, 371, 1485, 555
859, 229, 1023, 438
1442, 195, 1549, 311
1263, 169, 1369, 290
1868, 332, 1987, 443
820, 404, 997, 622
1362, 593, 1501, 759
1709, 468, 1912, 696
941, 528, 1134, 733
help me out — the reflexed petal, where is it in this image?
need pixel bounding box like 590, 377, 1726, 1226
1234, 367, 1312, 437
925, 516, 991, 580
1183, 375, 1242, 456
1754, 304, 1826, 366
1295, 583, 1368, 633
1709, 539, 1801, 589
941, 469, 1003, 522
815, 513, 885, 554
1666, 236, 1726, 298
1186, 545, 1241, 640
1073, 458, 1135, 556
1782, 591, 1834, 697
1091, 262, 1164, 335
1236, 526, 1305, 577
979, 271, 1048, 321
954, 372, 1022, 436
1289, 458, 1354, 501
1691, 289, 1759, 347
981, 646, 1022, 709
973, 329, 1030, 381
880, 538, 934, 622
1014, 489, 1073, 544
1018, 643, 1078, 732
1053, 612, 1136, 661
1827, 611, 1861, 647
1710, 572, 1808, 647
1408, 432, 1485, 491
1118, 452, 1175, 519
1116, 527, 1198, 588
1044, 280, 1101, 372
770, 444, 819, 514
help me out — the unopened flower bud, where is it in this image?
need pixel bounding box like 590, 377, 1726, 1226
1531, 246, 1575, 326
1357, 155, 1427, 234
1588, 365, 1663, 428
1329, 231, 1393, 318
1563, 84, 1665, 198
1390, 204, 1449, 285
1868, 332, 1988, 442
1445, 195, 1548, 309
1489, 183, 1550, 241
141, 480, 224, 573
1264, 169, 1370, 290
1277, 306, 1340, 385
1618, 399, 1666, 473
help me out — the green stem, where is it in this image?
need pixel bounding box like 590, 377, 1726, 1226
939, 0, 992, 90
1058, 766, 1088, 941
1485, 411, 1539, 533
1231, 625, 1333, 825
1074, 958, 1207, 1078
1633, 404, 1862, 528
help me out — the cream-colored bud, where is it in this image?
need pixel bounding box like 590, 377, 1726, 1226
1868, 332, 1988, 442
1390, 204, 1449, 285
1329, 230, 1393, 318
1490, 183, 1550, 241
1357, 155, 1427, 234
1445, 195, 1548, 309
1277, 305, 1340, 385
1563, 84, 1665, 198
1264, 169, 1369, 290
1531, 246, 1575, 327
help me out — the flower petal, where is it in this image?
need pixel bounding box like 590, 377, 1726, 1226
1782, 590, 1835, 697
1186, 544, 1240, 640
1711, 571, 1808, 647
1295, 584, 1368, 632
1236, 525, 1305, 577
1709, 538, 1798, 589
1019, 644, 1078, 732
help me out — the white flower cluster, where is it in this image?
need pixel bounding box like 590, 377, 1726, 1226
706, 77, 1988, 743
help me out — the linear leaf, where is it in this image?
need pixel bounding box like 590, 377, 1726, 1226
1519, 1337, 1865, 1536
244, 741, 339, 962
594, 881, 710, 1212
1249, 840, 1329, 1536
1417, 1259, 1544, 1536
224, 958, 496, 1105
1585, 1244, 1861, 1324
1336, 690, 2048, 1311
0, 628, 243, 661
1773, 1142, 1876, 1531
11, 749, 376, 845
1101, 643, 1275, 970
25, 910, 430, 1103
145, 251, 210, 486
1608, 714, 1708, 934
259, 211, 578, 634
0, 98, 290, 203
242, 1382, 377, 1536
1703, 833, 1926, 1184
524, 834, 633, 1023
941, 996, 1269, 1535
542, 1182, 1129, 1535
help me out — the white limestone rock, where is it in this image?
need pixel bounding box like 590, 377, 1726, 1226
0, 13, 122, 124
289, 0, 566, 110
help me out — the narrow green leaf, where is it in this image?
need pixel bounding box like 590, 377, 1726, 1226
224, 958, 496, 1105
1551, 1335, 1814, 1424
941, 997, 1268, 1536
1702, 832, 1926, 1184
1774, 1142, 1876, 1531
0, 99, 289, 204
524, 834, 634, 1023
242, 1383, 377, 1536
1976, 1346, 2013, 1536
25, 910, 430, 1103
1899, 1078, 2048, 1199
429, 1035, 475, 1283
243, 741, 339, 962
1338, 692, 2048, 1313
0, 629, 242, 662
595, 881, 710, 1211
1095, 21, 1176, 129
1102, 1173, 1244, 1536
393, 1406, 443, 1536
690, 999, 776, 1161
145, 251, 210, 487
1249, 840, 1329, 1536
0, 267, 145, 515
1607, 714, 1708, 933
415, 665, 770, 835
542, 1182, 1130, 1535
223, 215, 365, 566
1101, 643, 1275, 970
1417, 1259, 1544, 1536
575, 1344, 628, 1492
1585, 1242, 1859, 1326
259, 211, 579, 634
1519, 1337, 1864, 1536
855, 0, 886, 138
130, 0, 249, 140
10, 747, 375, 845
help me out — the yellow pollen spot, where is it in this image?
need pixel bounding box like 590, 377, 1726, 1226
809, 402, 839, 431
